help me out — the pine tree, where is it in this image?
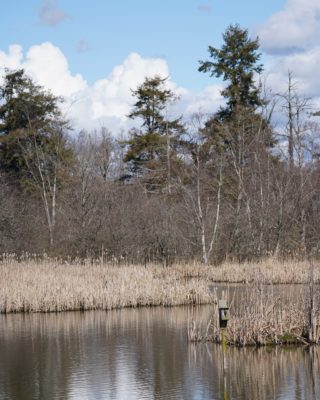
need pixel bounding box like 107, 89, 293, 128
198, 26, 275, 258
0, 69, 73, 246
199, 24, 263, 120
124, 76, 185, 192
198, 25, 274, 152
0, 69, 71, 178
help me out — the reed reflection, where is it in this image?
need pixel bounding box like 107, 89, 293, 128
0, 306, 318, 400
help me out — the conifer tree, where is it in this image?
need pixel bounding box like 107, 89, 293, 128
124, 75, 185, 192
198, 26, 275, 257
0, 69, 71, 178
0, 69, 73, 246
198, 25, 274, 152
199, 24, 263, 120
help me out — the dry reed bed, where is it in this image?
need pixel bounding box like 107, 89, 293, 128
0, 256, 319, 314
174, 258, 320, 284
189, 285, 320, 346
0, 260, 212, 313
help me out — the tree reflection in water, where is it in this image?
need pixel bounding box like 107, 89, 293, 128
0, 306, 318, 400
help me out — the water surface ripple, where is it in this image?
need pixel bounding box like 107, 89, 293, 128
0, 303, 319, 399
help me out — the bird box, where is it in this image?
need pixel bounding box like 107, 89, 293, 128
218, 299, 230, 329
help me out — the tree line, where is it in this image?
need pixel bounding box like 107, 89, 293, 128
1, 24, 320, 264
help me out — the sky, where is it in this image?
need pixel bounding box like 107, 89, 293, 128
1, 0, 320, 133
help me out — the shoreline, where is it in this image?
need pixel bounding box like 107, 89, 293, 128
0, 257, 319, 314
0, 257, 319, 345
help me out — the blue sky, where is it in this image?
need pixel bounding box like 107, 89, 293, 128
1, 0, 286, 90
1, 0, 320, 132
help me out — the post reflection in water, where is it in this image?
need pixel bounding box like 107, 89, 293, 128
0, 306, 319, 400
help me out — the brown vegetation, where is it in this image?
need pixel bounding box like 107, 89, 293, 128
0, 258, 213, 313
171, 258, 320, 284
1, 255, 320, 346
188, 279, 320, 346
2, 37, 320, 267
0, 256, 319, 315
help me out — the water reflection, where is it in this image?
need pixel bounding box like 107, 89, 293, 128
0, 307, 319, 399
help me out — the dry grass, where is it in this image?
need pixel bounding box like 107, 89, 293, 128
0, 258, 213, 313
0, 255, 319, 314
175, 257, 320, 284
189, 283, 320, 346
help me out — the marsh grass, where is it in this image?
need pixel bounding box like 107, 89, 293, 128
188, 283, 320, 346
0, 258, 213, 313
175, 258, 320, 284
0, 255, 319, 314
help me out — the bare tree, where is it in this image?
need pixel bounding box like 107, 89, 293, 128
179, 113, 225, 264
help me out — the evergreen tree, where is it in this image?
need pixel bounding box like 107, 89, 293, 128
199, 24, 263, 120
0, 69, 71, 179
124, 76, 185, 192
198, 25, 274, 153
0, 69, 73, 246
198, 26, 275, 258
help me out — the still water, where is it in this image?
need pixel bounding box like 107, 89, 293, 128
0, 305, 319, 400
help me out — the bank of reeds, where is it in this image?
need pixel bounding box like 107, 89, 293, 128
174, 258, 320, 284
0, 258, 213, 313
0, 255, 319, 314
188, 282, 320, 346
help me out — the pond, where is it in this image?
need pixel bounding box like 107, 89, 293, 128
0, 302, 319, 400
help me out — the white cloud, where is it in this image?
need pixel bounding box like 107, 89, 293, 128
23, 42, 87, 97
257, 0, 320, 54
183, 84, 224, 115
255, 0, 320, 118
89, 52, 170, 120
61, 52, 175, 132
0, 42, 223, 133
265, 47, 320, 98
0, 42, 87, 97
0, 45, 23, 72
